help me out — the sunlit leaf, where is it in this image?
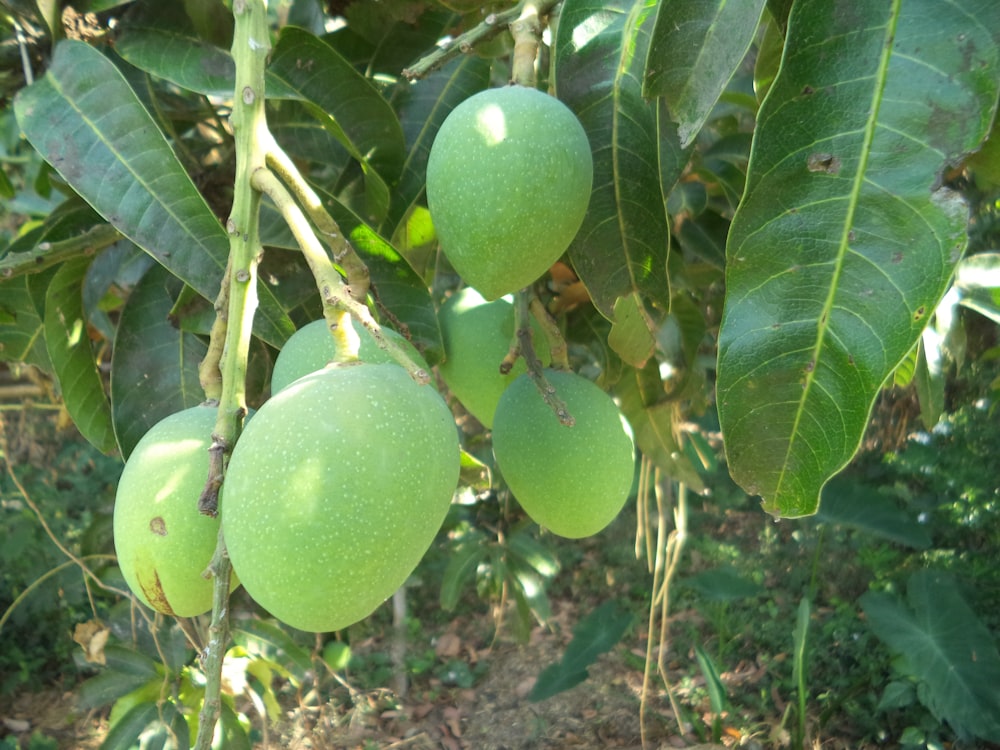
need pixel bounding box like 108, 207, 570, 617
644, 0, 767, 147
553, 0, 674, 319
44, 258, 116, 453
716, 0, 1000, 517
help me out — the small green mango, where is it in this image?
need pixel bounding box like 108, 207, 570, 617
492, 370, 635, 538
426, 86, 592, 300
271, 317, 428, 394
113, 405, 240, 617
437, 287, 550, 428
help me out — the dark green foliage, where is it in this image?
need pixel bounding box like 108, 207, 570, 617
862, 571, 1000, 741
0, 413, 120, 694
529, 600, 634, 702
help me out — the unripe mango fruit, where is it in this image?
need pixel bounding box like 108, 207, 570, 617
426, 86, 593, 300
492, 370, 635, 538
222, 363, 460, 632
437, 287, 550, 428
113, 405, 239, 616
271, 318, 429, 393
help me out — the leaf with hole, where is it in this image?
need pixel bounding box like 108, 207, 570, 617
716, 0, 1000, 516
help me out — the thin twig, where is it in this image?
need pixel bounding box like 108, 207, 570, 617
513, 289, 573, 425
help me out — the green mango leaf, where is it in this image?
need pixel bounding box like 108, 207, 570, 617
644, 0, 768, 147
0, 268, 56, 371
459, 448, 491, 491
861, 571, 1000, 740
13, 39, 293, 348
440, 533, 487, 612
552, 0, 674, 319
716, 0, 1000, 517
110, 265, 208, 460
268, 27, 406, 213
529, 600, 634, 702
753, 11, 785, 104
608, 292, 656, 367
43, 258, 116, 453
115, 2, 296, 98
383, 55, 492, 246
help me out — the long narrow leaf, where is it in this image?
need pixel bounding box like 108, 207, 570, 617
716, 0, 1000, 516
13, 40, 293, 348
644, 0, 768, 147
44, 258, 116, 453
553, 0, 675, 319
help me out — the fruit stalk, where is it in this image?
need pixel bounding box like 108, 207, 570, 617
509, 2, 542, 87
264, 136, 371, 301
529, 297, 570, 370
252, 168, 430, 383
514, 289, 574, 426
194, 0, 269, 745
